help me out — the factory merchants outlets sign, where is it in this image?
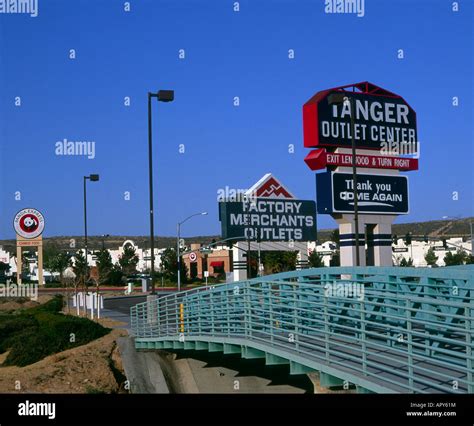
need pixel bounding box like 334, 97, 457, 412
219, 174, 317, 242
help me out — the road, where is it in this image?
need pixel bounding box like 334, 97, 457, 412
102, 291, 178, 329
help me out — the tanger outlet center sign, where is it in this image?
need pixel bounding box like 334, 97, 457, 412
219, 174, 316, 242
304, 85, 417, 151
303, 81, 419, 217
303, 82, 419, 267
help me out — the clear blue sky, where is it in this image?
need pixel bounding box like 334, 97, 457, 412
1, 0, 472, 239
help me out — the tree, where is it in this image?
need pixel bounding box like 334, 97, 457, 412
72, 251, 88, 286
330, 229, 340, 245
47, 252, 72, 312
72, 250, 88, 316
108, 264, 124, 285
424, 247, 438, 267
399, 257, 414, 267
160, 248, 187, 283
119, 244, 139, 276
308, 250, 324, 268
43, 241, 61, 272
160, 248, 177, 280
49, 252, 72, 284
261, 251, 297, 274
329, 251, 340, 267
0, 261, 10, 278
444, 249, 467, 266
404, 233, 412, 246
21, 251, 31, 277
96, 248, 114, 284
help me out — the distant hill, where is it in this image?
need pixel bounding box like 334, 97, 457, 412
0, 217, 472, 254
317, 217, 473, 242
0, 235, 220, 254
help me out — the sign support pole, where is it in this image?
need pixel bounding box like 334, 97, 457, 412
247, 239, 251, 279
16, 245, 22, 285
37, 244, 44, 286
348, 97, 360, 267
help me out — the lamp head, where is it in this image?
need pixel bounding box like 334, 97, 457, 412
157, 90, 174, 102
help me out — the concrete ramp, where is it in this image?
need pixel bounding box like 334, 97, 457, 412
117, 337, 169, 394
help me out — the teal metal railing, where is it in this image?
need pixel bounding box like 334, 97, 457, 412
131, 266, 474, 393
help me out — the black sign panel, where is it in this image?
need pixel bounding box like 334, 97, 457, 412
219, 198, 317, 242
317, 91, 417, 150
392, 247, 409, 252
317, 172, 409, 215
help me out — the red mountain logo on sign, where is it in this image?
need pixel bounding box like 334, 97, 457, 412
247, 174, 295, 199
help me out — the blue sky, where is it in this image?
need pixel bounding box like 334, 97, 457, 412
0, 0, 472, 239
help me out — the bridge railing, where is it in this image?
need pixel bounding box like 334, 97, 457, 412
131, 266, 474, 393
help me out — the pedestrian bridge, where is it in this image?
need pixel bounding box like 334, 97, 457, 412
131, 266, 474, 393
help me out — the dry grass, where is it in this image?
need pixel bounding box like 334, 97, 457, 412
0, 298, 128, 394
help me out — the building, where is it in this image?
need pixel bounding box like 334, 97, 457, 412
2, 234, 471, 285
182, 243, 232, 280
392, 237, 471, 267
307, 241, 338, 266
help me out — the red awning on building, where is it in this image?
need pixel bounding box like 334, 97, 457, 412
210, 261, 224, 267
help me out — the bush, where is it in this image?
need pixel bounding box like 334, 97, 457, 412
44, 281, 62, 288
27, 295, 63, 314
0, 316, 39, 352
3, 313, 109, 367
0, 295, 110, 367
107, 268, 124, 285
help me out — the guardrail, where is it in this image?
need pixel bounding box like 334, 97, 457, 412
131, 266, 474, 393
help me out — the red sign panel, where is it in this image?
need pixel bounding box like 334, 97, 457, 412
303, 82, 417, 151
304, 149, 418, 171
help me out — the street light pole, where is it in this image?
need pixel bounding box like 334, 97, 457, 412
101, 234, 110, 250
470, 221, 473, 255
147, 93, 155, 293
147, 90, 174, 294
83, 177, 88, 266
177, 212, 208, 292
83, 174, 99, 283
177, 222, 181, 291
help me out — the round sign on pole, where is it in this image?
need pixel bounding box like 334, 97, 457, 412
14, 208, 45, 239
189, 252, 197, 262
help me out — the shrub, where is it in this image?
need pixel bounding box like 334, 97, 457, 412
27, 295, 63, 314
0, 295, 110, 367
0, 316, 39, 352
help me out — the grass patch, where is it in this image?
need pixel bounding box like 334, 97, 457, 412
0, 295, 110, 367
0, 297, 30, 305
85, 385, 107, 394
